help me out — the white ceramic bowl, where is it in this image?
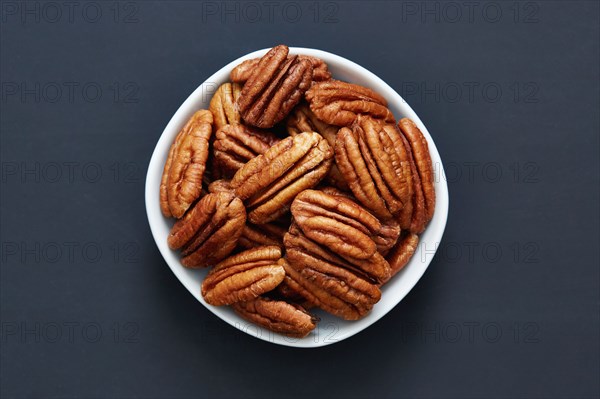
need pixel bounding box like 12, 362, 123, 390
145, 47, 449, 348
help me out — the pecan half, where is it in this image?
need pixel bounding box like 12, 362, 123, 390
318, 187, 400, 254
291, 190, 392, 281
201, 246, 285, 306
209, 83, 242, 131
335, 116, 413, 223
160, 110, 213, 218
238, 222, 287, 250
237, 45, 313, 128
305, 80, 394, 126
373, 219, 401, 256
398, 118, 435, 230
230, 58, 258, 83
401, 133, 426, 234
213, 124, 279, 179
207, 179, 234, 194
283, 227, 381, 320
232, 296, 318, 338
286, 103, 347, 190
231, 55, 330, 83
230, 132, 333, 224
275, 276, 314, 307
168, 192, 246, 268
382, 233, 419, 284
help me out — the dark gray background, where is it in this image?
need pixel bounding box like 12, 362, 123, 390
1, 1, 598, 398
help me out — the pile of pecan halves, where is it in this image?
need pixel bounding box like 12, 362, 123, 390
160, 45, 435, 338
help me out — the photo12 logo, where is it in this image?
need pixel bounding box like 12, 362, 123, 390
399, 321, 541, 344
398, 1, 540, 24
1, 161, 142, 184
1, 321, 140, 343
1, 1, 140, 24
1, 82, 140, 104
199, 1, 340, 24
1, 241, 140, 265
401, 81, 540, 104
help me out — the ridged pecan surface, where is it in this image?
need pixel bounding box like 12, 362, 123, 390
230, 132, 333, 224
305, 80, 394, 126
209, 83, 242, 131
168, 192, 246, 267
231, 55, 330, 83
201, 246, 284, 306
232, 296, 318, 338
237, 222, 287, 250
382, 233, 419, 284
335, 116, 413, 223
160, 110, 213, 218
283, 226, 382, 320
213, 124, 279, 179
285, 103, 347, 190
398, 118, 435, 232
291, 190, 392, 282
237, 45, 313, 128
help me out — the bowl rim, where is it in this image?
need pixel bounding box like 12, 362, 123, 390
145, 47, 449, 348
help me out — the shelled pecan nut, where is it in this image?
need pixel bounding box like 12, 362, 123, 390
382, 233, 419, 284
209, 83, 242, 131
335, 115, 414, 223
286, 103, 347, 190
275, 276, 314, 307
160, 110, 213, 218
305, 80, 395, 126
318, 187, 400, 255
213, 124, 280, 179
237, 45, 313, 128
237, 222, 287, 250
283, 227, 382, 320
401, 132, 426, 233
168, 192, 246, 268
231, 55, 331, 83
201, 246, 285, 306
232, 296, 318, 338
230, 132, 333, 224
292, 189, 398, 258
207, 179, 234, 194
398, 118, 436, 229
290, 217, 391, 283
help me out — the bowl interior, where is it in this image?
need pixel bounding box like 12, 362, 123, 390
145, 47, 449, 348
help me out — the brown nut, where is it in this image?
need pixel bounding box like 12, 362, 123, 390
237, 222, 287, 250
201, 246, 285, 306
230, 58, 258, 83
318, 187, 400, 255
168, 192, 246, 268
398, 118, 435, 229
275, 276, 315, 308
213, 124, 280, 179
160, 110, 213, 218
401, 134, 426, 234
286, 103, 338, 142
231, 55, 331, 83
230, 132, 333, 224
209, 83, 242, 131
232, 296, 319, 338
237, 45, 313, 128
305, 80, 395, 126
207, 179, 234, 194
285, 103, 347, 190
283, 227, 381, 320
335, 116, 413, 223
290, 191, 392, 282
382, 233, 419, 284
